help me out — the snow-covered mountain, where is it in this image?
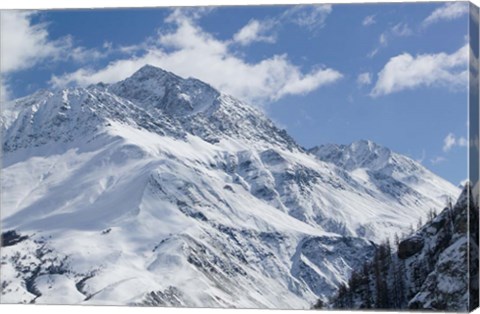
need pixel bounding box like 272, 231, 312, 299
330, 184, 478, 311
310, 140, 456, 209
0, 65, 460, 308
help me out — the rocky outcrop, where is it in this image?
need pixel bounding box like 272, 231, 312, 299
1, 230, 28, 247
398, 236, 424, 259
330, 184, 479, 312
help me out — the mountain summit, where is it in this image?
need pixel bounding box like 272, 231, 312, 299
110, 65, 221, 116
1, 65, 460, 308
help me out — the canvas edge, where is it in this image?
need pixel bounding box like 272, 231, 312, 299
469, 1, 480, 312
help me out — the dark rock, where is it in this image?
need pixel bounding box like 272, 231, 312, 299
398, 235, 424, 259
223, 185, 234, 192
1, 230, 28, 247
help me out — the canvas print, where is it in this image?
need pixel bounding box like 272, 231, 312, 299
0, 1, 479, 311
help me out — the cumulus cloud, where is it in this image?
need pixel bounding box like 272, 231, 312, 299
275, 66, 342, 98
423, 2, 469, 26
371, 45, 468, 97
51, 9, 342, 104
357, 72, 372, 86
0, 11, 69, 102
362, 15, 376, 26
0, 11, 105, 72
443, 133, 468, 152
233, 19, 276, 46
0, 10, 109, 101
0, 11, 69, 73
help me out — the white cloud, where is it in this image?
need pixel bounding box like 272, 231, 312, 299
282, 4, 332, 31
443, 132, 468, 152
423, 2, 469, 26
0, 11, 71, 74
368, 34, 386, 57
164, 6, 214, 23
0, 10, 109, 101
357, 72, 372, 86
69, 42, 111, 63
368, 23, 412, 58
50, 9, 342, 105
0, 11, 72, 102
371, 45, 468, 97
233, 19, 276, 46
367, 48, 379, 58
443, 133, 457, 152
276, 66, 342, 98
1, 81, 10, 103
391, 23, 412, 37
458, 137, 468, 146
362, 15, 376, 26
232, 5, 333, 46
379, 33, 388, 46
430, 156, 447, 165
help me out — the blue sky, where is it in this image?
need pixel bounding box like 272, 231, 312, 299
0, 2, 473, 185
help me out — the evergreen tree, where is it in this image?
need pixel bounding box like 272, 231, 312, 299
416, 217, 423, 230
427, 208, 437, 222
394, 232, 400, 246
362, 263, 372, 308
313, 299, 324, 309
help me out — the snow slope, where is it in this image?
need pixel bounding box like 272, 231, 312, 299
1, 65, 460, 308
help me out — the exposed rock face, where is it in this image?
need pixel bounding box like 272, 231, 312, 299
407, 185, 478, 311
398, 236, 424, 259
291, 236, 375, 300
1, 230, 28, 247
330, 184, 479, 312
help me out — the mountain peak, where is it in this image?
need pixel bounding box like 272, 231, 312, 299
110, 65, 220, 117
130, 64, 180, 81
351, 139, 385, 151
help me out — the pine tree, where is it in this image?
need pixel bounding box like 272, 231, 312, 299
313, 299, 324, 309
362, 263, 372, 309
427, 208, 437, 222
394, 233, 400, 246
374, 243, 390, 308
395, 258, 406, 307
391, 257, 400, 308
416, 217, 423, 230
